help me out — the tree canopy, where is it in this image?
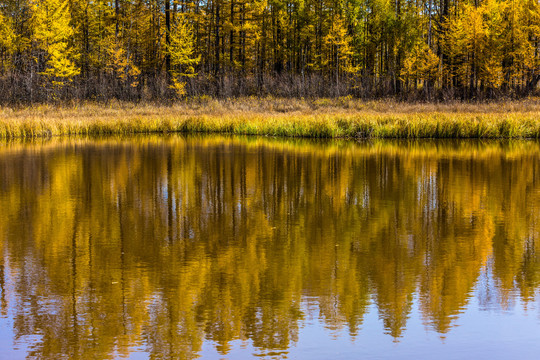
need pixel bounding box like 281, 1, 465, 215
0, 0, 538, 102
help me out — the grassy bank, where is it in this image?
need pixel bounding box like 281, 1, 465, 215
1, 97, 540, 139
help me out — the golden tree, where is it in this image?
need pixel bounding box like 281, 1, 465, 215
0, 9, 14, 73
402, 42, 440, 90
166, 15, 200, 97
31, 0, 80, 93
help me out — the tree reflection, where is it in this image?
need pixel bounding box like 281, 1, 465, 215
0, 136, 539, 358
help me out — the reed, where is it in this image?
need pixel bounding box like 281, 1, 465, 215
1, 98, 539, 139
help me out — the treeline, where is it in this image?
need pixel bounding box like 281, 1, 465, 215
0, 0, 539, 103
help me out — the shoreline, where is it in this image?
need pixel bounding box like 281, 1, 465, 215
2, 98, 540, 139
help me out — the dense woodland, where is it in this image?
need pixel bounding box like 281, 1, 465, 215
0, 0, 539, 103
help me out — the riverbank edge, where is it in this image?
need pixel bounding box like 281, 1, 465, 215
2, 113, 540, 139
2, 100, 540, 139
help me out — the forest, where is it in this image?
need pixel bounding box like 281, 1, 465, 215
0, 0, 539, 103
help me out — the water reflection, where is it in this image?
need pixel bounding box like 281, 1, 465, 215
0, 136, 539, 358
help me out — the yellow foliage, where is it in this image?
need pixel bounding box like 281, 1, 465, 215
402, 43, 439, 83
166, 16, 199, 97
170, 78, 187, 97
1, 0, 540, 100
446, 4, 486, 85
0, 11, 14, 52
500, 0, 540, 83
102, 36, 141, 88
31, 0, 80, 88
41, 43, 80, 81
323, 16, 357, 74
481, 57, 504, 88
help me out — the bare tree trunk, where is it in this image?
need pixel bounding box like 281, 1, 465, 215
165, 0, 171, 76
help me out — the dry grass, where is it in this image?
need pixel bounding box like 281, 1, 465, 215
1, 97, 540, 139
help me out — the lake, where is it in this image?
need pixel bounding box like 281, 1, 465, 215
0, 135, 539, 359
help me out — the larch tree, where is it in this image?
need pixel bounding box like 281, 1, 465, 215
323, 15, 355, 91
31, 0, 80, 95
166, 14, 200, 97
0, 8, 14, 72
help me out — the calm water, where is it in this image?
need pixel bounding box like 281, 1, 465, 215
0, 135, 539, 359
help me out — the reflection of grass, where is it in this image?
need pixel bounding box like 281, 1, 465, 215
1, 98, 540, 139
3, 135, 539, 162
